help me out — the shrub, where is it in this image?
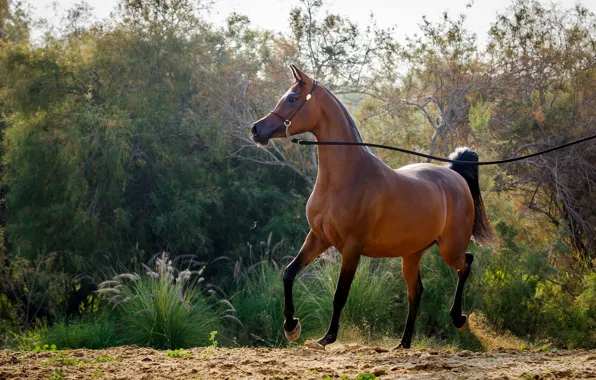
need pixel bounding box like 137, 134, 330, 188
535, 271, 596, 349
98, 253, 222, 349
475, 220, 596, 349
479, 222, 547, 338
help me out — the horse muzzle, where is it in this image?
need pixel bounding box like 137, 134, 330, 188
250, 121, 280, 145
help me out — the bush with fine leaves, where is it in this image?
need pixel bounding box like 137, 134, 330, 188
98, 253, 222, 349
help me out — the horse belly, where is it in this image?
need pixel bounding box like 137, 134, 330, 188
306, 174, 447, 257
362, 187, 446, 258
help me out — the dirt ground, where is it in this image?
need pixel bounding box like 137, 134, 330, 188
1, 343, 595, 380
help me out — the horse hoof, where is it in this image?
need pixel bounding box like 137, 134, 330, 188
392, 343, 409, 350
304, 339, 326, 351
284, 319, 301, 341
456, 315, 468, 332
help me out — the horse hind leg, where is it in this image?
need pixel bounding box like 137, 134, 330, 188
450, 252, 474, 330
316, 251, 361, 348
393, 250, 424, 350
437, 236, 474, 330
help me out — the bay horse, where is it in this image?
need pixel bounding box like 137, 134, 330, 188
250, 65, 493, 349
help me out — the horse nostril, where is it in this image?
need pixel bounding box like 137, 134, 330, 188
251, 124, 258, 137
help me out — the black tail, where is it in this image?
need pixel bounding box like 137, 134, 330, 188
448, 147, 494, 244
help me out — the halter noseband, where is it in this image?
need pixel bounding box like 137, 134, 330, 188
267, 80, 318, 142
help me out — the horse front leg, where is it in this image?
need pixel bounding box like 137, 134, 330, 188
283, 230, 329, 340
316, 250, 361, 347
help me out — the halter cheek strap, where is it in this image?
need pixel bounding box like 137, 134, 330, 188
268, 80, 318, 142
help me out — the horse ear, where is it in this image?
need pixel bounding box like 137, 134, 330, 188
290, 64, 303, 82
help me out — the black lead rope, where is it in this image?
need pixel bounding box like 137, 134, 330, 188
288, 133, 596, 166
264, 80, 596, 165
271, 81, 596, 165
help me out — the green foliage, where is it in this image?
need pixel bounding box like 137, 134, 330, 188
0, 0, 595, 353
116, 276, 218, 349
0, 0, 308, 328
478, 221, 596, 349
299, 256, 403, 341
231, 221, 594, 350
39, 349, 84, 367
354, 374, 377, 380
37, 316, 119, 350
480, 221, 549, 337
101, 254, 222, 349
532, 272, 596, 348
468, 100, 492, 138
1, 253, 80, 329
7, 325, 40, 351
48, 369, 65, 380
0, 0, 30, 44
209, 331, 218, 348
9, 315, 119, 351
165, 348, 192, 358
35, 344, 57, 353
415, 245, 485, 350
231, 250, 404, 346
231, 261, 289, 346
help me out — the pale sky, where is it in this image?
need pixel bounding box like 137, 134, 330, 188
29, 0, 591, 44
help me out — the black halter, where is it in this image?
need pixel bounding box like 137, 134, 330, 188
268, 80, 318, 140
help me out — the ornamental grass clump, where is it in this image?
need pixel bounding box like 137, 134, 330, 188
97, 253, 223, 349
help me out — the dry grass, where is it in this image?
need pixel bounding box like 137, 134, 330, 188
468, 312, 528, 351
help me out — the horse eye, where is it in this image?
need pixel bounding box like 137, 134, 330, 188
288, 96, 296, 103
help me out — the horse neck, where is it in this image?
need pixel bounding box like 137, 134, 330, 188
311, 91, 377, 186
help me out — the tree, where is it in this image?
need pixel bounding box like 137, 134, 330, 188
288, 0, 397, 91
0, 0, 309, 322
0, 0, 29, 44
487, 0, 596, 263
210, 0, 399, 187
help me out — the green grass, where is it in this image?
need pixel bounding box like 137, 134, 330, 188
231, 261, 289, 346
48, 369, 66, 380
354, 374, 378, 380
232, 256, 404, 346
12, 256, 226, 351
322, 374, 377, 380
11, 223, 594, 351
95, 356, 117, 363
11, 314, 120, 351
117, 275, 221, 349
38, 315, 120, 350
92, 254, 225, 349
415, 246, 485, 350
230, 248, 493, 349
299, 256, 404, 342
38, 348, 86, 367
165, 348, 192, 358
35, 344, 57, 353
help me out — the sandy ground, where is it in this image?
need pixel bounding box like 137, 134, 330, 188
1, 344, 595, 379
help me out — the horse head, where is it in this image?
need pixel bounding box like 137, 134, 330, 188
250, 65, 321, 145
